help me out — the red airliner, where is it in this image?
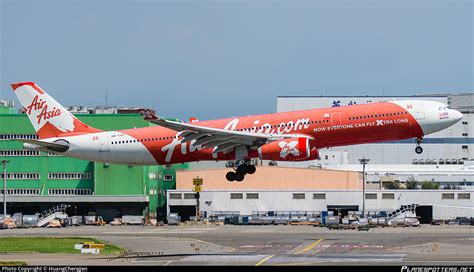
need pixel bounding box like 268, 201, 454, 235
12, 82, 463, 181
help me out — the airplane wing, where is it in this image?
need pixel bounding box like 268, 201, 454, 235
140, 109, 313, 155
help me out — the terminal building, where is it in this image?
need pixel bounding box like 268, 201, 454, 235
276, 93, 474, 189
0, 100, 187, 221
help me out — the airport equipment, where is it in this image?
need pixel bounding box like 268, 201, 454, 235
22, 215, 38, 227
456, 217, 471, 225
386, 204, 417, 221
325, 216, 340, 225
47, 219, 62, 228
12, 213, 22, 227
167, 213, 180, 225
84, 216, 96, 225
121, 215, 142, 225
94, 216, 106, 226
110, 218, 123, 226
71, 216, 83, 225
37, 204, 70, 227
274, 216, 289, 225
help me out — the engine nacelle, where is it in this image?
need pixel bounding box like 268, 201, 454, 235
258, 138, 311, 161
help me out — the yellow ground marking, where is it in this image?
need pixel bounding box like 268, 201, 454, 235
255, 255, 275, 266
294, 239, 323, 254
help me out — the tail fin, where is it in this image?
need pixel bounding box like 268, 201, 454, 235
11, 82, 101, 139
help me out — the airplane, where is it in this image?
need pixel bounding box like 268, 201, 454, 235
11, 82, 463, 182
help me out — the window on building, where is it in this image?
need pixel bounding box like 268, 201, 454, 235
169, 193, 182, 199
365, 193, 377, 199
382, 193, 395, 199
0, 134, 38, 140
462, 133, 468, 137
313, 193, 326, 200
246, 193, 259, 199
462, 121, 468, 125
1, 189, 40, 195
441, 193, 455, 200
0, 150, 40, 156
462, 145, 468, 150
48, 173, 92, 180
148, 173, 157, 179
184, 193, 196, 199
293, 193, 305, 199
0, 173, 40, 180
163, 174, 173, 181
47, 188, 91, 195
230, 193, 243, 199
458, 193, 470, 200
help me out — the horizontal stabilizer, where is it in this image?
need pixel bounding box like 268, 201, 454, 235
13, 139, 70, 152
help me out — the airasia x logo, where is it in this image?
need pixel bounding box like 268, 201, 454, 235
279, 141, 300, 158
26, 95, 62, 124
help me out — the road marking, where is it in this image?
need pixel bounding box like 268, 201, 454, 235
295, 239, 323, 254
255, 255, 274, 266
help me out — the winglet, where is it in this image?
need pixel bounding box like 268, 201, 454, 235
139, 109, 159, 121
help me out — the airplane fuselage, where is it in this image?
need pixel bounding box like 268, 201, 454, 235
39, 99, 462, 166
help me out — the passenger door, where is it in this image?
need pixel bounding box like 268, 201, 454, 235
99, 135, 110, 152
331, 112, 341, 126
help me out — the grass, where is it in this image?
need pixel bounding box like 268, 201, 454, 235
0, 237, 125, 255
0, 261, 27, 266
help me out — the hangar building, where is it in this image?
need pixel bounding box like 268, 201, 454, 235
0, 100, 187, 220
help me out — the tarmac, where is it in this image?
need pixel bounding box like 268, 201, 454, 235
0, 224, 473, 266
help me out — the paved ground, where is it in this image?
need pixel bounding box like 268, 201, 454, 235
0, 225, 473, 266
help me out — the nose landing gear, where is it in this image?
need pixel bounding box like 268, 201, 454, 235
226, 161, 257, 182
415, 138, 423, 154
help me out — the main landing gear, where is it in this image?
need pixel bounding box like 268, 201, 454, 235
415, 138, 423, 154
226, 160, 256, 182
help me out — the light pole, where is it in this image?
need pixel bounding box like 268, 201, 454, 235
2, 159, 10, 217
358, 158, 370, 218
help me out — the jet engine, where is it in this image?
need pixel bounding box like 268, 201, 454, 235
257, 138, 311, 161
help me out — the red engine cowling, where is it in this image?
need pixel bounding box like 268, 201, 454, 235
258, 138, 311, 161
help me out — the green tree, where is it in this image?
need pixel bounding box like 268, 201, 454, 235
405, 177, 418, 190
383, 180, 401, 190
421, 181, 440, 190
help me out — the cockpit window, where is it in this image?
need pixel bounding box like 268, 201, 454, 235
438, 105, 448, 111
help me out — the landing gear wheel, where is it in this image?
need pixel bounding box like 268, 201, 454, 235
226, 172, 236, 182
236, 165, 247, 175
415, 146, 423, 154
246, 165, 256, 174
235, 173, 245, 182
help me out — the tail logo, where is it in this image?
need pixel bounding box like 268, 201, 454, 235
26, 95, 62, 124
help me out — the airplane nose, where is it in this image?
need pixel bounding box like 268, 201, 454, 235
452, 109, 463, 122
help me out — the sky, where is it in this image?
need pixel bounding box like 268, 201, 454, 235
1, 0, 472, 120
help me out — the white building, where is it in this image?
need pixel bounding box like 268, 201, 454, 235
168, 190, 473, 221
